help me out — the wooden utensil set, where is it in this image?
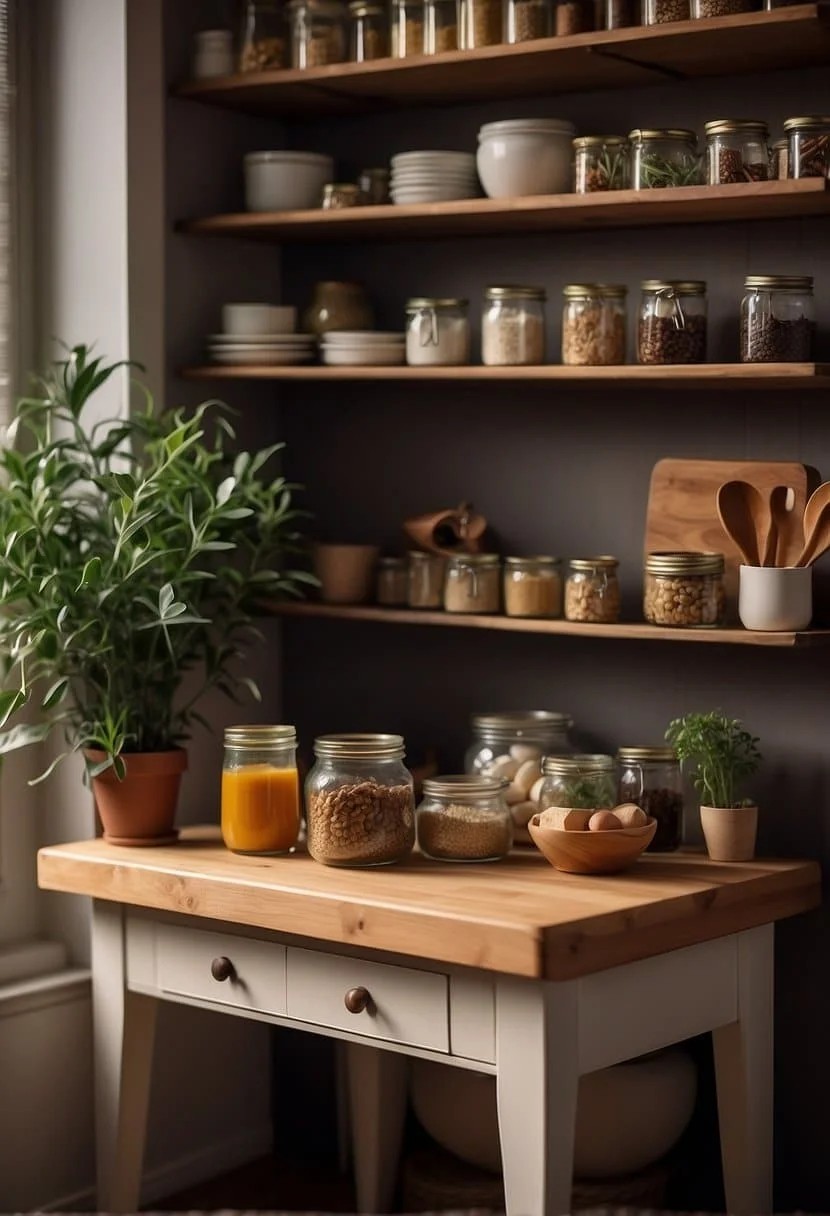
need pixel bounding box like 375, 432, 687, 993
717, 480, 830, 569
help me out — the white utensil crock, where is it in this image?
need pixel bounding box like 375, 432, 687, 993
738, 564, 812, 631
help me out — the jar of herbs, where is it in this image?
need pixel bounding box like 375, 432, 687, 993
376, 556, 408, 606
638, 280, 707, 364
288, 0, 347, 67
573, 136, 630, 192
221, 725, 300, 856
349, 0, 389, 59
539, 754, 617, 811
417, 775, 513, 861
482, 286, 546, 366
239, 0, 287, 70
644, 551, 726, 628
562, 284, 627, 366
444, 554, 501, 613
617, 746, 683, 852
630, 128, 701, 189
564, 557, 621, 623
459, 0, 503, 47
783, 116, 830, 179
407, 551, 447, 608
425, 0, 459, 50
505, 0, 552, 41
504, 556, 563, 618
406, 298, 470, 366
465, 710, 576, 777
740, 276, 815, 363
705, 119, 769, 184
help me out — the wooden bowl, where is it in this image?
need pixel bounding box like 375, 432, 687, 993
527, 813, 657, 874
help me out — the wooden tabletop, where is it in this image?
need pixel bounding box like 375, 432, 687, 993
38, 829, 820, 980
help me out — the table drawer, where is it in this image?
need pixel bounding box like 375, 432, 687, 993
286, 947, 449, 1052
155, 924, 287, 1016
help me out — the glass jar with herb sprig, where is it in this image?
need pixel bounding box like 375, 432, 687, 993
630, 129, 702, 190
539, 754, 616, 811
573, 136, 630, 193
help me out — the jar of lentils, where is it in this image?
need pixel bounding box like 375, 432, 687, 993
465, 710, 576, 777
444, 554, 501, 614
562, 284, 627, 366
539, 754, 617, 811
573, 136, 630, 192
564, 557, 621, 624
705, 119, 769, 184
638, 280, 707, 364
616, 746, 683, 852
349, 0, 388, 59
482, 286, 546, 366
391, 0, 425, 54
376, 556, 408, 606
288, 0, 347, 67
407, 551, 447, 608
425, 0, 459, 50
740, 275, 815, 363
783, 116, 830, 179
643, 551, 726, 628
459, 0, 503, 46
643, 0, 688, 22
630, 128, 701, 189
305, 733, 415, 867
504, 556, 563, 618
505, 0, 552, 40
417, 775, 513, 862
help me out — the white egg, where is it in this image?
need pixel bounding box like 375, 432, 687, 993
529, 776, 545, 804
514, 759, 541, 797
510, 743, 543, 764
490, 755, 520, 780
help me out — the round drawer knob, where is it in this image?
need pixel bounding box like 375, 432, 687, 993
344, 986, 372, 1014
211, 956, 235, 982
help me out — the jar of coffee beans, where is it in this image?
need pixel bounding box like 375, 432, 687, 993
306, 733, 415, 867
444, 554, 501, 613
562, 284, 627, 365
705, 119, 769, 185
459, 0, 503, 46
783, 116, 830, 179
642, 0, 688, 24
417, 775, 513, 861
505, 0, 552, 41
349, 0, 388, 60
539, 754, 617, 811
391, 0, 425, 54
616, 746, 682, 852
288, 0, 347, 67
630, 129, 701, 189
644, 551, 726, 628
482, 286, 546, 366
564, 557, 621, 623
638, 280, 707, 364
573, 136, 630, 192
740, 275, 815, 363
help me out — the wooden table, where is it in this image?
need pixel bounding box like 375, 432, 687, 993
38, 831, 820, 1216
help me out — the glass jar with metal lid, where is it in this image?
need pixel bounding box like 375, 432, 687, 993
644, 551, 726, 628
504, 556, 563, 618
444, 553, 501, 614
783, 116, 830, 179
322, 183, 364, 209
564, 557, 621, 624
691, 0, 752, 17
376, 556, 408, 606
459, 0, 503, 47
505, 0, 552, 42
638, 280, 707, 364
573, 136, 630, 193
392, 0, 426, 52
239, 0, 287, 71
349, 0, 388, 59
288, 0, 347, 67
630, 129, 701, 189
425, 0, 458, 50
465, 710, 576, 778
407, 551, 447, 608
562, 284, 627, 366
617, 746, 683, 851
417, 775, 512, 861
482, 286, 546, 367
539, 754, 616, 811
740, 275, 815, 363
770, 138, 788, 181
642, 0, 688, 23
705, 119, 769, 185
406, 298, 470, 366
221, 725, 300, 856
305, 733, 415, 866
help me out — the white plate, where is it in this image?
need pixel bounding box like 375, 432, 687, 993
390, 176, 479, 187
208, 333, 312, 344
211, 350, 316, 366
322, 348, 406, 366
392, 151, 476, 165
391, 190, 480, 203
321, 331, 405, 345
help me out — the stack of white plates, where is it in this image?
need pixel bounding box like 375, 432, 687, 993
390, 151, 480, 205
207, 332, 317, 366
320, 331, 406, 366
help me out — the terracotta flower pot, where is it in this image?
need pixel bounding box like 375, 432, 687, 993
700, 804, 758, 862
87, 748, 188, 846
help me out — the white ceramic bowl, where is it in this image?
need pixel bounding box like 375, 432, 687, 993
476, 119, 575, 198
244, 151, 335, 212
221, 303, 298, 335
738, 564, 813, 631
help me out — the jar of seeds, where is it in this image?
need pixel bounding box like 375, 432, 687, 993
239, 0, 287, 70
553, 0, 594, 33
643, 0, 688, 22
562, 284, 627, 366
643, 551, 726, 628
705, 119, 769, 184
573, 136, 630, 192
459, 0, 503, 46
425, 0, 459, 50
598, 0, 635, 27
564, 557, 621, 624
482, 286, 546, 366
770, 139, 788, 181
630, 129, 701, 189
306, 734, 415, 867
783, 116, 830, 179
539, 754, 617, 811
638, 280, 707, 364
376, 556, 408, 606
349, 1, 388, 59
740, 275, 815, 363
407, 551, 447, 608
444, 554, 501, 613
417, 775, 513, 861
505, 0, 552, 41
288, 0, 347, 67
504, 556, 563, 618
617, 746, 683, 852
392, 0, 426, 53
691, 0, 752, 14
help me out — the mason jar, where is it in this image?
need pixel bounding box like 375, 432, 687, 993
406, 298, 470, 366
629, 128, 702, 189
642, 0, 688, 22
564, 557, 621, 623
417, 775, 513, 861
459, 0, 503, 47
617, 746, 683, 851
705, 119, 769, 185
425, 0, 459, 50
638, 280, 707, 364
376, 556, 408, 606
598, 0, 635, 27
562, 284, 627, 366
392, 0, 426, 52
305, 733, 415, 866
740, 275, 815, 363
349, 0, 389, 59
503, 556, 563, 618
505, 0, 552, 41
288, 0, 347, 67
783, 116, 830, 179
465, 710, 576, 778
482, 286, 546, 366
644, 551, 726, 627
406, 551, 447, 608
239, 0, 287, 71
444, 553, 501, 613
539, 754, 617, 811
770, 138, 788, 181
221, 725, 300, 856
573, 135, 630, 192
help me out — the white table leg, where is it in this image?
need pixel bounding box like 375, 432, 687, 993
713, 924, 774, 1216
496, 977, 579, 1216
92, 898, 158, 1212
346, 1043, 408, 1214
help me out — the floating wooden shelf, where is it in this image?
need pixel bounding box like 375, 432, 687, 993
175, 7, 830, 116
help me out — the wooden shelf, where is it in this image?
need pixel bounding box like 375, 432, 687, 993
271, 601, 830, 647
175, 7, 830, 116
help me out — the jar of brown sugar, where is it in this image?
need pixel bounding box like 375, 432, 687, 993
504, 556, 563, 618
643, 551, 726, 628
444, 554, 501, 614
564, 557, 620, 623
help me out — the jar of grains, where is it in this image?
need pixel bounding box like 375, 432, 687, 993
349, 1, 388, 60
562, 284, 627, 366
643, 551, 726, 628
617, 746, 683, 851
417, 775, 513, 861
553, 0, 594, 33
598, 0, 635, 27
783, 116, 830, 179
539, 754, 617, 811
221, 725, 301, 856
425, 0, 459, 50
740, 275, 815, 363
482, 286, 546, 366
239, 0, 287, 70
638, 280, 707, 364
406, 298, 470, 366
504, 556, 563, 618
391, 0, 425, 54
573, 136, 630, 192
376, 556, 408, 606
770, 139, 788, 181
691, 0, 752, 14
459, 0, 503, 47
407, 551, 447, 608
564, 556, 621, 623
505, 0, 552, 41
630, 129, 701, 189
705, 119, 769, 184
305, 733, 415, 866
444, 554, 501, 613
288, 0, 347, 67
643, 0, 688, 23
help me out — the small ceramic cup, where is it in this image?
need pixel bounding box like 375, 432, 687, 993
738, 564, 812, 632
221, 303, 297, 336
312, 544, 380, 604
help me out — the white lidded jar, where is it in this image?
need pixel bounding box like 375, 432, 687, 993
406, 297, 470, 366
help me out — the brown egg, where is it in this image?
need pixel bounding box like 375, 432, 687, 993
613, 803, 648, 828
588, 810, 623, 832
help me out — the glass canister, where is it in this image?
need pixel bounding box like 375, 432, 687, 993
562, 284, 627, 366
630, 128, 702, 189
643, 551, 726, 628
643, 0, 688, 22
465, 710, 576, 779
221, 725, 300, 856
376, 556, 408, 605
417, 775, 513, 861
564, 557, 621, 623
459, 0, 503, 47
740, 275, 815, 363
505, 0, 552, 41
573, 136, 630, 192
444, 553, 501, 613
392, 0, 426, 54
407, 551, 447, 608
288, 0, 347, 68
770, 138, 788, 181
482, 286, 546, 366
349, 0, 389, 59
691, 0, 752, 15
598, 0, 635, 27
239, 0, 288, 70
638, 280, 707, 364
617, 746, 683, 852
539, 754, 617, 810
705, 119, 769, 184
783, 116, 830, 179
553, 0, 594, 33
406, 298, 471, 366
425, 0, 459, 50
504, 556, 563, 618
305, 733, 415, 866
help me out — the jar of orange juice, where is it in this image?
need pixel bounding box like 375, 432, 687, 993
221, 725, 300, 855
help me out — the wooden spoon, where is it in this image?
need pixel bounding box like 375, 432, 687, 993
796, 500, 830, 566
764, 485, 793, 567
798, 483, 830, 560
716, 480, 766, 567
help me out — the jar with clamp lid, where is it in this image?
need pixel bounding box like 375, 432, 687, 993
417, 775, 513, 861
465, 710, 576, 782
482, 286, 546, 366
617, 746, 683, 851
705, 120, 769, 184
221, 725, 300, 856
288, 0, 347, 67
444, 553, 501, 613
740, 276, 815, 363
573, 136, 630, 193
783, 116, 830, 179
239, 0, 287, 70
644, 551, 726, 628
349, 1, 388, 59
539, 754, 617, 811
630, 129, 701, 189
562, 284, 627, 366
425, 0, 459, 50
392, 0, 425, 54
638, 280, 707, 364
406, 298, 470, 366
564, 557, 621, 623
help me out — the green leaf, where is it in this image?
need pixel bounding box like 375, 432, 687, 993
29, 751, 68, 786
76, 556, 102, 591
0, 688, 27, 728
216, 476, 235, 507
0, 721, 52, 754
42, 677, 69, 710
158, 583, 175, 615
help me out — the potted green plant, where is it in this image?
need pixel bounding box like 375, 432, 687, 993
0, 345, 315, 844
665, 710, 761, 862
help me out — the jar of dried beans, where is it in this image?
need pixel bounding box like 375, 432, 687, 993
562, 284, 627, 366
239, 0, 287, 70
643, 551, 726, 628
740, 275, 815, 363
425, 0, 459, 50
539, 754, 617, 811
406, 298, 470, 365
564, 557, 621, 623
407, 551, 447, 608
459, 0, 503, 46
643, 0, 688, 23
349, 0, 388, 60
705, 119, 769, 185
444, 554, 501, 614
573, 136, 630, 192
288, 0, 347, 67
505, 0, 552, 41
306, 733, 415, 867
482, 286, 546, 366
630, 129, 701, 189
553, 0, 594, 33
417, 775, 513, 861
504, 556, 563, 618
638, 280, 707, 364
691, 0, 752, 16
783, 116, 830, 179
616, 746, 683, 851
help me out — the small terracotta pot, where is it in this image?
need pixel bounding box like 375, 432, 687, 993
312, 543, 379, 604
700, 804, 758, 862
87, 748, 188, 846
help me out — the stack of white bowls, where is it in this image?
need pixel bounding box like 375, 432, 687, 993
320, 331, 406, 366
208, 303, 316, 366
476, 118, 576, 199
390, 151, 480, 205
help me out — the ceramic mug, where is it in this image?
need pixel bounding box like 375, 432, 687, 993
313, 544, 380, 604
738, 564, 812, 632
